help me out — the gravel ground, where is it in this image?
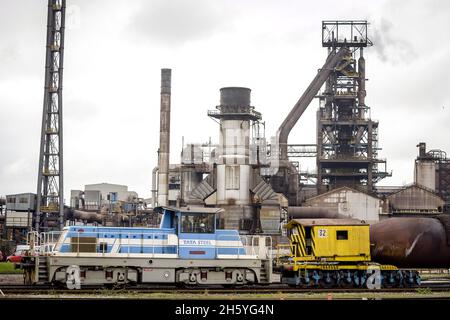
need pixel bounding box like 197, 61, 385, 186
2, 291, 450, 300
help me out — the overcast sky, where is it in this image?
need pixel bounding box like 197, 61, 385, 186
1, 0, 449, 202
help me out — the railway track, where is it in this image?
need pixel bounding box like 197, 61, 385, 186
1, 282, 450, 295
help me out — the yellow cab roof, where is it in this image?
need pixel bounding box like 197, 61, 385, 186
285, 218, 368, 229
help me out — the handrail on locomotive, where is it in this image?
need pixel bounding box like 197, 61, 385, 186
28, 230, 273, 260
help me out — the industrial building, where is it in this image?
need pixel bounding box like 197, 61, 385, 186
70, 183, 139, 212
301, 186, 381, 223
147, 21, 450, 236
67, 183, 152, 227
386, 184, 444, 215
149, 21, 397, 235
152, 82, 287, 234
4, 4, 450, 305
1, 2, 449, 242
414, 142, 450, 212
1, 193, 35, 242
5, 193, 36, 212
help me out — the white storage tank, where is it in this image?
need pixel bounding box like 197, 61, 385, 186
414, 160, 436, 191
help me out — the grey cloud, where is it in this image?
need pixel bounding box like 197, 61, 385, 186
1, 0, 450, 197
0, 46, 19, 64
65, 98, 100, 123
129, 0, 235, 46
372, 18, 417, 63
371, 0, 450, 64
370, 47, 450, 115
0, 1, 45, 81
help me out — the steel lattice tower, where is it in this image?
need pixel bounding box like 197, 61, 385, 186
36, 0, 66, 232
316, 21, 390, 194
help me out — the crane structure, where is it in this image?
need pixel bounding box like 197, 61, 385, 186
36, 0, 66, 232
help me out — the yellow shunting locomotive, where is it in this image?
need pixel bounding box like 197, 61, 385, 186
278, 219, 421, 288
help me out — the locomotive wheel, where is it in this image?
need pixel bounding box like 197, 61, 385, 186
319, 278, 336, 288
307, 279, 319, 288
297, 271, 310, 288
299, 280, 310, 289
308, 271, 321, 288
338, 271, 354, 288
319, 272, 336, 288
381, 271, 395, 288
402, 271, 420, 288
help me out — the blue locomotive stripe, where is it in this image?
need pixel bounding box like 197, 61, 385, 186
67, 232, 171, 240
118, 246, 177, 254
55, 218, 250, 259
217, 248, 246, 255
59, 243, 178, 253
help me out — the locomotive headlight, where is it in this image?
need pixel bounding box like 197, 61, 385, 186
164, 271, 170, 278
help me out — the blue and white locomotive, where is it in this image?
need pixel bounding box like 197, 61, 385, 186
24, 207, 275, 288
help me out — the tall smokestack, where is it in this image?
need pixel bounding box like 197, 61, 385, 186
157, 68, 171, 207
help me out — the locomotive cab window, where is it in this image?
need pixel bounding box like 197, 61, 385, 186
336, 230, 348, 240
181, 212, 215, 233
70, 236, 97, 252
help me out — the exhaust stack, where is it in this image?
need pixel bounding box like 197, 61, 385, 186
157, 68, 171, 207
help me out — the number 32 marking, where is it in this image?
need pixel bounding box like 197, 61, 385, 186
318, 229, 328, 238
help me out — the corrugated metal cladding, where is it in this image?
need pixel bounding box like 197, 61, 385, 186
6, 211, 32, 227
387, 184, 444, 212
5, 193, 36, 211
304, 186, 380, 222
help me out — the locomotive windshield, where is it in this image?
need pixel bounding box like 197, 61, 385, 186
181, 212, 215, 233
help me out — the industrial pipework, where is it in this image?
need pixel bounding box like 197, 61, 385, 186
276, 48, 348, 161
151, 166, 158, 208
357, 48, 366, 118
287, 206, 347, 219
157, 69, 171, 207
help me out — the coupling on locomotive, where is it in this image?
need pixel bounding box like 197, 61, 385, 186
21, 206, 420, 289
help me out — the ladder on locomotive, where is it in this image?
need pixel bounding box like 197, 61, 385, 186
26, 231, 49, 283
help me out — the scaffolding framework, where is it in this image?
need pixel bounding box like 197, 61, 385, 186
316, 21, 390, 194
36, 0, 66, 232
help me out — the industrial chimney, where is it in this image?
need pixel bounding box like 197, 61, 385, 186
157, 68, 171, 207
